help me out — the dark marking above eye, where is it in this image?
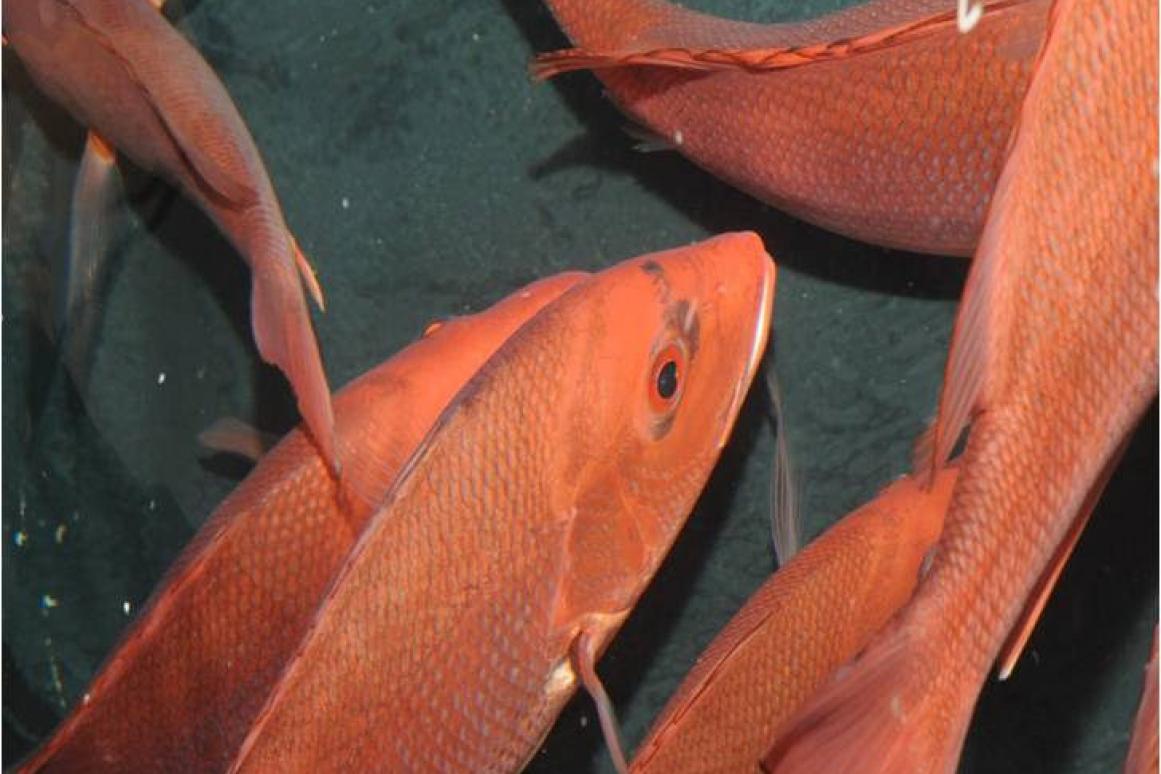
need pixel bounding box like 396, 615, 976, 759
657, 360, 678, 399
641, 260, 663, 276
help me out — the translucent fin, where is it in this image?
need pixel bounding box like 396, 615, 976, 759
622, 123, 677, 153
197, 417, 276, 463
996, 437, 1129, 679
57, 131, 122, 393
249, 242, 337, 472
60, 131, 119, 335
292, 236, 326, 311
532, 2, 1020, 79
762, 624, 966, 774
765, 362, 800, 566
1125, 627, 1159, 774
574, 628, 628, 774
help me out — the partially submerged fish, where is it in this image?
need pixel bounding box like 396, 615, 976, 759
632, 466, 958, 773
534, 0, 1048, 256
765, 0, 1158, 766
17, 271, 585, 772
227, 233, 775, 771
4, 0, 338, 466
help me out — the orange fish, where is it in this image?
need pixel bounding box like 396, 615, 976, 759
4, 0, 338, 467
533, 0, 1048, 255
225, 233, 775, 772
17, 271, 585, 772
631, 466, 958, 773
764, 0, 1158, 766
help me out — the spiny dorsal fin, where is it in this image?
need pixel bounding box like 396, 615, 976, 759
533, 0, 1022, 79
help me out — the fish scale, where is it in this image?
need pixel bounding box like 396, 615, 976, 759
230, 234, 774, 771
540, 0, 1048, 255
766, 0, 1157, 764
17, 272, 586, 772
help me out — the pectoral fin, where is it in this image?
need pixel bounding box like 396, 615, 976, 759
573, 626, 629, 774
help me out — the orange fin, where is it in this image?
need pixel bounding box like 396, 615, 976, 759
762, 623, 967, 774
996, 436, 1131, 679
532, 2, 1019, 79
249, 243, 337, 472
291, 236, 326, 311
1125, 627, 1159, 774
573, 628, 629, 774
197, 417, 277, 463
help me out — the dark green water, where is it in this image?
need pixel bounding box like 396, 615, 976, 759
2, 0, 1156, 771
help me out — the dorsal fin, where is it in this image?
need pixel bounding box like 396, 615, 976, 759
533, 0, 1023, 79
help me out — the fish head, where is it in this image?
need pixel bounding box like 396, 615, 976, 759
548, 231, 775, 611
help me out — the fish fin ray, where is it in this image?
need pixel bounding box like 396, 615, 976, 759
574, 628, 629, 774
765, 364, 800, 565
197, 417, 276, 463
59, 131, 122, 393
762, 624, 965, 774
533, 1, 1021, 79
249, 252, 337, 472
996, 436, 1130, 679
291, 236, 326, 311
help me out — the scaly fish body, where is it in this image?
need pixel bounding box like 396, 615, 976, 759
4, 0, 338, 465
766, 0, 1158, 766
17, 272, 585, 773
536, 0, 1048, 255
632, 467, 958, 773
228, 233, 775, 771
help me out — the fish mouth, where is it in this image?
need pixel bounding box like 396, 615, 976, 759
717, 256, 776, 450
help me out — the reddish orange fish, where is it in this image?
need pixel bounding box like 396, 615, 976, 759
225, 233, 775, 772
534, 0, 1048, 255
631, 466, 958, 773
4, 0, 338, 467
765, 0, 1158, 767
17, 271, 585, 772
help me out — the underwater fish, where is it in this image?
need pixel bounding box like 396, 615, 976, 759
533, 0, 1048, 256
16, 271, 586, 772
632, 466, 958, 773
226, 233, 774, 772
4, 0, 338, 468
764, 0, 1158, 766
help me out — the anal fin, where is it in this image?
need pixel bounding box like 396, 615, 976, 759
573, 625, 629, 774
996, 436, 1131, 680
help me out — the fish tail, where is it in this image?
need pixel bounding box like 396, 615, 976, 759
250, 239, 337, 471
762, 615, 969, 774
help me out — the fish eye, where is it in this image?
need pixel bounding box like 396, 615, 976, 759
648, 342, 686, 413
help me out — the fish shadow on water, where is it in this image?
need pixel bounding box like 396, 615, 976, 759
528, 377, 773, 772
499, 0, 969, 304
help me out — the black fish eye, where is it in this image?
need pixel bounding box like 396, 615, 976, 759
657, 360, 679, 399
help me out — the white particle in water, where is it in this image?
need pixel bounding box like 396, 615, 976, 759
13, 531, 27, 547
42, 594, 58, 609
341, 196, 350, 209
123, 601, 132, 615
54, 524, 67, 544
157, 372, 167, 385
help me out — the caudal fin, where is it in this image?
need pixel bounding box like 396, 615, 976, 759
249, 238, 336, 471
762, 621, 969, 774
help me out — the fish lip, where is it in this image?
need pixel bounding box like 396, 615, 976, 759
718, 255, 776, 450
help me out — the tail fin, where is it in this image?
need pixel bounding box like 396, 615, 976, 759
249, 238, 336, 471
762, 622, 969, 774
